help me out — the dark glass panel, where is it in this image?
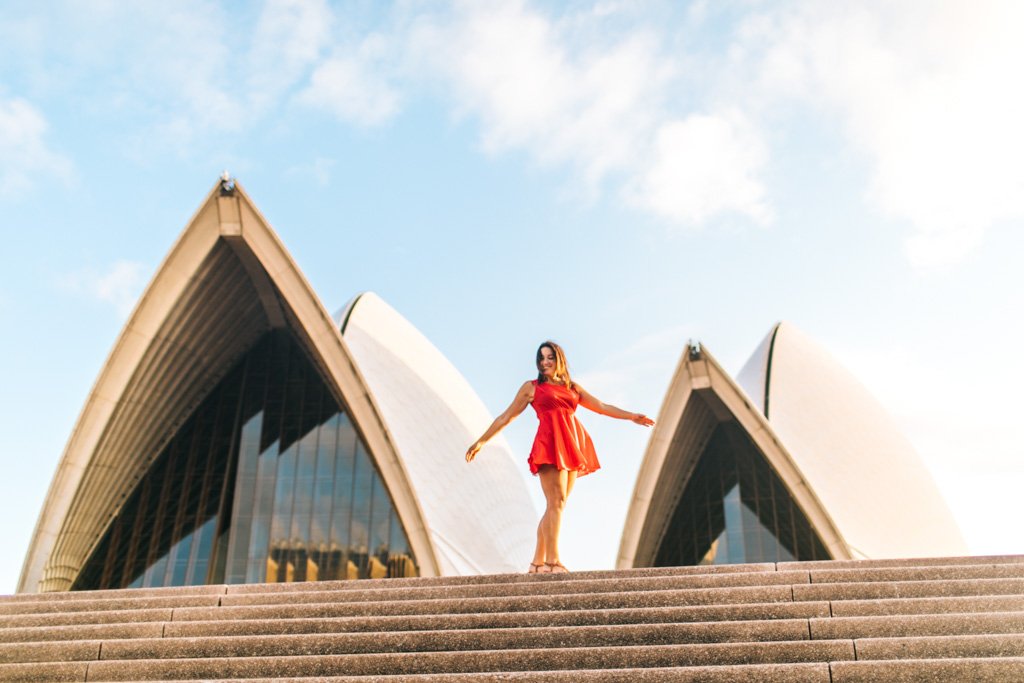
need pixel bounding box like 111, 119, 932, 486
368, 469, 391, 579
328, 413, 357, 581
654, 421, 830, 567
73, 328, 419, 590
349, 439, 374, 579
224, 411, 264, 583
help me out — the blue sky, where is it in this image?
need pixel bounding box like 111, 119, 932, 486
2, 1, 1022, 592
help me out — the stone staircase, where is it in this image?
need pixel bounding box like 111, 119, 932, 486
1, 555, 1023, 682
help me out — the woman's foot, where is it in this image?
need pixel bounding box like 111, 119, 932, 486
545, 561, 569, 574
527, 562, 545, 574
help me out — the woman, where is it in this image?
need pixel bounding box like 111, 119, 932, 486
465, 341, 654, 574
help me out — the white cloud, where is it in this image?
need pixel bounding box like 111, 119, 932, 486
0, 97, 72, 197
411, 3, 672, 182
123, 4, 241, 131
18, 1, 1022, 261
59, 261, 147, 319
408, 2, 768, 222
6, 1, 776, 228
247, 0, 334, 111
297, 34, 401, 126
629, 111, 771, 226
740, 1, 1024, 267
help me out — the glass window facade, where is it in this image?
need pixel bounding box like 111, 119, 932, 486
72, 330, 417, 590
654, 421, 830, 566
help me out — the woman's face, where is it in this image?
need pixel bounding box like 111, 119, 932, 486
538, 346, 557, 378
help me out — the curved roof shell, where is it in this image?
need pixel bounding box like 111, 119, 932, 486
618, 342, 849, 569
620, 322, 967, 568
736, 323, 966, 558
19, 180, 448, 592
338, 293, 536, 574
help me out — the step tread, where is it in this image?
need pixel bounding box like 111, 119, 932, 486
831, 594, 1024, 617
127, 663, 837, 682
66, 640, 860, 681
809, 564, 1024, 584
853, 632, 1024, 660
0, 602, 833, 643
217, 571, 812, 608
810, 611, 1024, 639
165, 601, 826, 638
169, 584, 798, 622
793, 576, 1024, 602
1, 556, 1022, 682
829, 657, 1024, 682
0, 622, 815, 663
779, 555, 1024, 570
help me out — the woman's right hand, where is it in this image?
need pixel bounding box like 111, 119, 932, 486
466, 381, 534, 463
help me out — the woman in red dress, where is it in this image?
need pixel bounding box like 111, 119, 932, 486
466, 341, 654, 574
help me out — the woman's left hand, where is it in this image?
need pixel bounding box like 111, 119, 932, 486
631, 413, 655, 427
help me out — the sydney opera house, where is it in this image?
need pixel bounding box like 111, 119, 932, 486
17, 178, 965, 594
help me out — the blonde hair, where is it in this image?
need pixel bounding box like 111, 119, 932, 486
536, 341, 574, 389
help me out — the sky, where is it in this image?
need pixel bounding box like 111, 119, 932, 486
1, 0, 1022, 593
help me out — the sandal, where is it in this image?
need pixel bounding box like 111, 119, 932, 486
545, 561, 569, 574
527, 562, 545, 574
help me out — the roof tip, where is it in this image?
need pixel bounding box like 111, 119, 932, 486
218, 171, 236, 196
336, 291, 376, 333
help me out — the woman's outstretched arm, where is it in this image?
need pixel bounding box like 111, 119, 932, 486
575, 384, 655, 427
466, 381, 535, 462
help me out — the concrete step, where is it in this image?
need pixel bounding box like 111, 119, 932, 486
810, 611, 1024, 639
7, 604, 1024, 647
172, 585, 798, 622
0, 619, 815, 664
3, 659, 1024, 683
5, 592, 1019, 633
5, 573, 1021, 623
10, 564, 1023, 616
793, 577, 1024, 602
829, 657, 1024, 682
853, 633, 1024, 660
0, 662, 836, 683
0, 601, 832, 643
156, 658, 1024, 682
0, 570, 809, 618
231, 562, 780, 592
808, 563, 1024, 584
0, 607, 174, 629
0, 555, 1021, 682
779, 554, 1024, 570
0, 564, 778, 606
0, 594, 220, 616
4, 555, 1021, 609
831, 593, 1024, 617
5, 626, 1024, 668
216, 570, 812, 607
0, 640, 858, 681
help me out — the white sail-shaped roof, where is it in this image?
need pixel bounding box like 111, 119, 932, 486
19, 180, 444, 592
618, 341, 848, 569
737, 322, 966, 558
338, 293, 536, 575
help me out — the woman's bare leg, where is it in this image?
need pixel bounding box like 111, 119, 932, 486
532, 517, 547, 567
532, 466, 555, 566
537, 466, 570, 566
565, 470, 577, 500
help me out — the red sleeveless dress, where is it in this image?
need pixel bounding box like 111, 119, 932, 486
527, 380, 601, 477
